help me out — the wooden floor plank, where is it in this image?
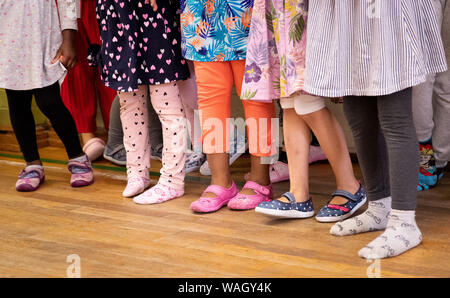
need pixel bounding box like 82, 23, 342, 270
0, 148, 449, 277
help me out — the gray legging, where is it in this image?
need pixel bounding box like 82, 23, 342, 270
343, 87, 419, 211
107, 95, 163, 151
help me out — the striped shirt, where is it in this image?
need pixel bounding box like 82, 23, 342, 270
303, 0, 448, 97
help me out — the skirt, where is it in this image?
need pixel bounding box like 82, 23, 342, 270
303, 0, 448, 97
97, 0, 189, 92
241, 0, 309, 101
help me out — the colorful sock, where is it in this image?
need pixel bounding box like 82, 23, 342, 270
330, 196, 391, 236
358, 209, 422, 259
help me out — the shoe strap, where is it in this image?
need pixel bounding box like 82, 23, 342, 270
109, 144, 125, 156
242, 180, 272, 196
202, 182, 236, 198
68, 161, 92, 174
331, 185, 361, 202
19, 168, 43, 179
281, 192, 296, 204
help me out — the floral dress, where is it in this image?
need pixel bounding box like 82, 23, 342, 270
96, 0, 189, 92
241, 0, 308, 101
180, 0, 253, 62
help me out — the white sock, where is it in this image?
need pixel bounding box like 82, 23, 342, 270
330, 196, 391, 236
359, 209, 422, 259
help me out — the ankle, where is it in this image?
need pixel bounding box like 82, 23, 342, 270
211, 177, 233, 189
288, 189, 310, 202
27, 160, 42, 167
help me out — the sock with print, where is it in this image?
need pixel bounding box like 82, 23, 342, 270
358, 209, 422, 259
330, 196, 391, 236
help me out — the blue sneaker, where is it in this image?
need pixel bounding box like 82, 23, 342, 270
103, 145, 126, 166
315, 184, 367, 223
255, 192, 315, 219
185, 151, 206, 174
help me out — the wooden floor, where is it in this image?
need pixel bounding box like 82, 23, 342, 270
0, 147, 449, 278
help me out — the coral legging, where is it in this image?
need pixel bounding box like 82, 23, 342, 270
194, 60, 276, 156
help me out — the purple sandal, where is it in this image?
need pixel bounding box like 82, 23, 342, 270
190, 182, 239, 213
16, 166, 45, 192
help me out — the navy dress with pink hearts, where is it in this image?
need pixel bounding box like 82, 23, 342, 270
96, 0, 189, 92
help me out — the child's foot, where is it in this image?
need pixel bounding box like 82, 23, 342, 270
417, 166, 444, 191
358, 209, 422, 259
150, 143, 163, 161
190, 182, 238, 213
133, 183, 184, 205
122, 176, 150, 198
330, 196, 391, 236
83, 137, 106, 162
103, 144, 127, 166
16, 165, 45, 192
315, 183, 367, 222
255, 192, 314, 218
228, 181, 272, 210
185, 151, 206, 174
68, 156, 94, 187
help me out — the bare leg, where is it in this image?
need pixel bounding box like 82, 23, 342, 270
202, 153, 232, 197
301, 107, 360, 204
278, 108, 311, 202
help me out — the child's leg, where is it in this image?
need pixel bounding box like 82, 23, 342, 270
280, 108, 311, 202
232, 60, 274, 193
300, 104, 360, 204
133, 83, 187, 205
195, 61, 233, 193
104, 95, 127, 166
149, 83, 186, 191
178, 60, 199, 147
341, 89, 422, 259
34, 82, 84, 160
5, 89, 41, 165
241, 100, 276, 190
118, 86, 150, 181
332, 96, 391, 235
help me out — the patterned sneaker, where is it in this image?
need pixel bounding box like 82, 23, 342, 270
103, 144, 127, 166
150, 143, 163, 161
418, 140, 437, 186
16, 165, 45, 192
255, 192, 315, 218
185, 151, 206, 174
315, 183, 367, 222
133, 183, 184, 205
68, 158, 94, 187
122, 176, 150, 198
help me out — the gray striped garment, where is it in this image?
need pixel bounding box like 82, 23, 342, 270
303, 0, 448, 97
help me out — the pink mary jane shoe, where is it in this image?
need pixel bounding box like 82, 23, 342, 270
16, 166, 45, 192
190, 182, 239, 213
68, 159, 94, 187
227, 181, 273, 210
83, 137, 106, 162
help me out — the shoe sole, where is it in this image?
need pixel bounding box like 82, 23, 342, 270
315, 197, 367, 223
255, 207, 315, 219
103, 153, 127, 166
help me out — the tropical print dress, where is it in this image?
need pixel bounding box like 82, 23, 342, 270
241, 0, 308, 101
180, 0, 254, 62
